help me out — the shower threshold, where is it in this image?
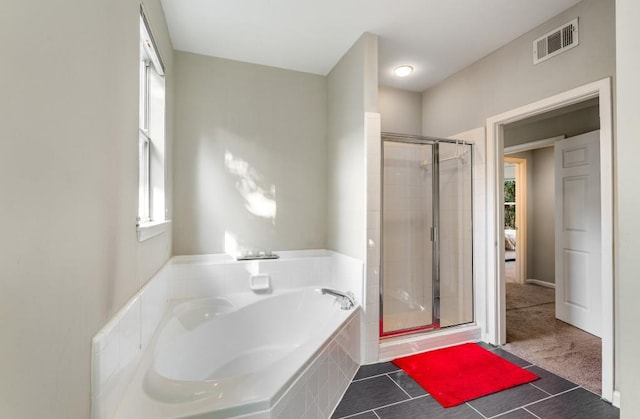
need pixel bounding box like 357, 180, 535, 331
382, 308, 436, 338
378, 323, 481, 362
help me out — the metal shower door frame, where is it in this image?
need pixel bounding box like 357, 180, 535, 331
379, 132, 472, 338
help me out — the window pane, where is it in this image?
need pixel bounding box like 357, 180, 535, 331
138, 11, 165, 226
138, 132, 150, 222
139, 59, 148, 131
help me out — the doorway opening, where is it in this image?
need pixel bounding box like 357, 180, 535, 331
503, 157, 527, 285
502, 129, 603, 394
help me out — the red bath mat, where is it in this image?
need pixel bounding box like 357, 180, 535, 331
392, 343, 538, 408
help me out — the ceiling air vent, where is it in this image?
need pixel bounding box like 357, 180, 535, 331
533, 18, 579, 65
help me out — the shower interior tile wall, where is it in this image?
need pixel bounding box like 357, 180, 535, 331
449, 127, 486, 336
438, 145, 473, 327
377, 137, 474, 337
382, 141, 434, 334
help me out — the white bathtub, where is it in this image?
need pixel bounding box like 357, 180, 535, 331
116, 285, 361, 418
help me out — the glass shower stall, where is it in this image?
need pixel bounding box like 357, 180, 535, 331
380, 133, 473, 337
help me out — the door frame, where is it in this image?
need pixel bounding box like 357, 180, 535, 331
379, 133, 474, 338
484, 78, 614, 402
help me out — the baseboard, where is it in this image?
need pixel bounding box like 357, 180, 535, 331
612, 390, 620, 408
525, 279, 556, 289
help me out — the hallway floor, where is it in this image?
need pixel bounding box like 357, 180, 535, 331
331, 344, 618, 418
503, 267, 602, 394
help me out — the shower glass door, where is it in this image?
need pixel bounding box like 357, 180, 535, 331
381, 140, 435, 335
381, 135, 473, 337
438, 142, 473, 327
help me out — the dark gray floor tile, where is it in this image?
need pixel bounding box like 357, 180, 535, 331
376, 396, 483, 419
493, 408, 538, 418
476, 341, 498, 351
353, 361, 400, 380
468, 384, 548, 417
526, 365, 579, 395
388, 370, 428, 397
339, 411, 378, 419
493, 348, 533, 367
527, 387, 619, 419
331, 375, 410, 418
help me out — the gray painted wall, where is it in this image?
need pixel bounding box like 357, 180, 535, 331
531, 147, 556, 283
422, 0, 615, 137
379, 85, 422, 135
616, 0, 640, 413
173, 51, 328, 255
0, 0, 173, 417
504, 104, 599, 148
327, 33, 378, 259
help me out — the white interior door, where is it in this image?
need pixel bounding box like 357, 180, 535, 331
554, 130, 601, 337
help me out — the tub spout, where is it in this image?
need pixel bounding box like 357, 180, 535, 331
319, 288, 356, 310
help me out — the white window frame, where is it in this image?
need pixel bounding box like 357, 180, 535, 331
137, 8, 168, 241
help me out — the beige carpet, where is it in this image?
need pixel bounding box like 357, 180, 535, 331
505, 259, 517, 283
502, 281, 602, 395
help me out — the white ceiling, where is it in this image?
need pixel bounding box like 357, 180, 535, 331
160, 0, 582, 92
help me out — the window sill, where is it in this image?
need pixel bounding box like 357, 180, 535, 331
137, 220, 171, 242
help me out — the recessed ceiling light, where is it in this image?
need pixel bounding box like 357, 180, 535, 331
393, 65, 414, 77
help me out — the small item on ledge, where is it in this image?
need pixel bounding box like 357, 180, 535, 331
237, 250, 280, 261
249, 273, 271, 292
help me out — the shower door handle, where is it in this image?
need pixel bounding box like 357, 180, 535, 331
430, 226, 434, 242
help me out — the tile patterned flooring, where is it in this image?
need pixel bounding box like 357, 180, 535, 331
332, 343, 619, 419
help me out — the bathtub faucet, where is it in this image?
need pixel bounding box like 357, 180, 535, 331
319, 288, 356, 310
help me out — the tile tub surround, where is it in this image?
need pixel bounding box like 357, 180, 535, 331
271, 312, 361, 419
91, 250, 363, 419
332, 344, 619, 419
119, 298, 361, 419
91, 262, 171, 419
